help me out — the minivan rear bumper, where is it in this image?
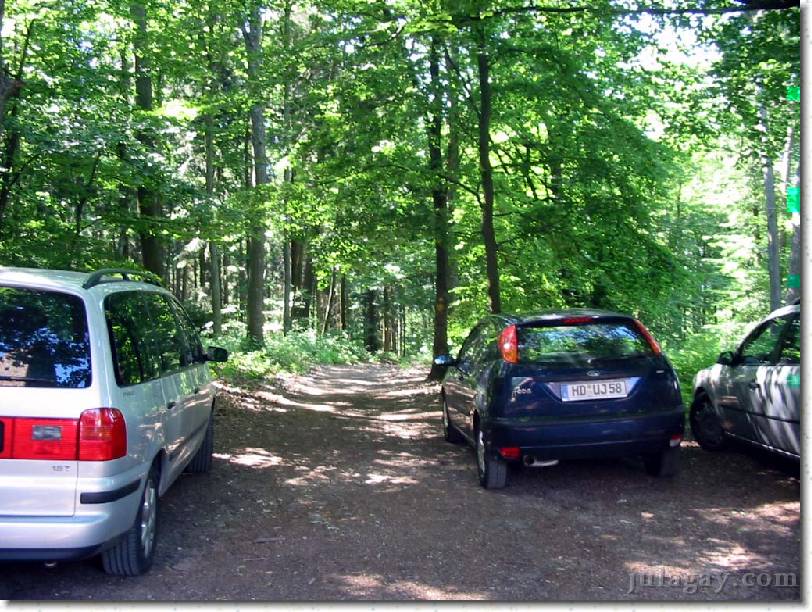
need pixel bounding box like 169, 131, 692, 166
0, 482, 143, 561
488, 408, 684, 460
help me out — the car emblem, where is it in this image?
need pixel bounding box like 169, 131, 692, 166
586, 370, 601, 377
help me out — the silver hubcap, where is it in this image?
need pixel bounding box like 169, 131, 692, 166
140, 478, 157, 558
477, 430, 486, 473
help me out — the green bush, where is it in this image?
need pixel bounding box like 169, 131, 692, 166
665, 321, 749, 405
204, 322, 370, 380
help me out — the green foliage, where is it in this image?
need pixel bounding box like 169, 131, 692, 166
206, 322, 370, 380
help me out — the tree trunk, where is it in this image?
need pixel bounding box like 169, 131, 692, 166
759, 104, 781, 311
242, 6, 268, 344
340, 274, 348, 331
784, 124, 800, 304
363, 289, 379, 352
322, 267, 337, 335
131, 1, 164, 278
281, 1, 293, 335
427, 37, 451, 380
476, 26, 501, 314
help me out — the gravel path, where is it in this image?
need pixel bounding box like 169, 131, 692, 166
1, 364, 801, 600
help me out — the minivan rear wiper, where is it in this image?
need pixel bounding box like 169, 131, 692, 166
0, 375, 58, 385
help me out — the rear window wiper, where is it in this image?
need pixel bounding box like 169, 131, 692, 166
0, 375, 59, 385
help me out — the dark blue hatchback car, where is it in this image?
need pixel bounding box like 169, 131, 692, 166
435, 310, 685, 488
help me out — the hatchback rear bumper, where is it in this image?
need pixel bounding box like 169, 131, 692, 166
488, 408, 684, 460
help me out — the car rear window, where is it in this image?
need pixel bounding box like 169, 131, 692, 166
519, 322, 653, 365
0, 286, 92, 388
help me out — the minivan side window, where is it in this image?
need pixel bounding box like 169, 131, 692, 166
142, 293, 185, 376
169, 298, 204, 366
105, 292, 156, 385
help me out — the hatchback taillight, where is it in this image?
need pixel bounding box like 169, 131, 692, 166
0, 408, 126, 461
498, 324, 519, 363
79, 408, 127, 461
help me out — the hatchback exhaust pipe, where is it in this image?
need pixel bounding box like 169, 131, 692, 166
523, 456, 559, 467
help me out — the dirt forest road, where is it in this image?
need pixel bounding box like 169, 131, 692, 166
1, 364, 801, 601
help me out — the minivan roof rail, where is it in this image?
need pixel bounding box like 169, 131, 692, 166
83, 268, 164, 290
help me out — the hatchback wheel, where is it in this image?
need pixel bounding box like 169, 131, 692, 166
101, 467, 159, 576
475, 428, 507, 489
442, 397, 464, 444
690, 395, 727, 451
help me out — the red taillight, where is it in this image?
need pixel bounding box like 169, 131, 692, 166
79, 408, 127, 461
561, 316, 593, 325
633, 319, 662, 355
497, 446, 521, 460
498, 324, 519, 363
11, 418, 79, 460
0, 417, 11, 459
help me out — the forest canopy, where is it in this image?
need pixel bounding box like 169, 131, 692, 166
0, 0, 801, 384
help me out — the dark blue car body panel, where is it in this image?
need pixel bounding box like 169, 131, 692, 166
441, 309, 685, 462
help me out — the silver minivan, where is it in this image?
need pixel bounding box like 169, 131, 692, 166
0, 267, 227, 575
691, 303, 801, 459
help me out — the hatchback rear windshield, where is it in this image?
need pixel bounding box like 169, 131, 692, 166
519, 322, 653, 365
0, 286, 91, 388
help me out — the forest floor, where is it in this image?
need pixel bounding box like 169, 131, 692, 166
1, 364, 801, 601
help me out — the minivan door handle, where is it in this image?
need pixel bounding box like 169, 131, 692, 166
748, 382, 760, 390
166, 400, 177, 410
192, 386, 201, 395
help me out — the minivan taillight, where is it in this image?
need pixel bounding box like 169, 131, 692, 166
79, 408, 127, 461
11, 418, 79, 460
498, 324, 519, 363
633, 319, 662, 355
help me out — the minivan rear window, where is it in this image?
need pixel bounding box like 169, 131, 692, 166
519, 322, 653, 365
0, 286, 92, 388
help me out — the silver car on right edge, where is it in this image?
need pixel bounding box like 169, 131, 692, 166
691, 302, 800, 459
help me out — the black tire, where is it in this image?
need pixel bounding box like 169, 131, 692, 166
690, 394, 727, 451
186, 412, 214, 474
441, 396, 464, 444
643, 446, 680, 478
475, 427, 507, 489
101, 467, 159, 576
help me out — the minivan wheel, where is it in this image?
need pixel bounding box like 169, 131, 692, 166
690, 395, 727, 451
475, 428, 507, 489
643, 446, 680, 478
186, 413, 214, 473
442, 397, 464, 444
101, 467, 158, 576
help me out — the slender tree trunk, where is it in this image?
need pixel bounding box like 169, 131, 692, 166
427, 37, 451, 379
476, 26, 501, 314
131, 1, 164, 278
242, 6, 268, 344
363, 289, 379, 352
340, 274, 348, 331
759, 104, 781, 311
204, 113, 222, 334
281, 1, 293, 335
322, 267, 337, 335
784, 124, 800, 304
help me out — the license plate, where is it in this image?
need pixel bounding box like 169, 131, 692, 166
561, 379, 628, 402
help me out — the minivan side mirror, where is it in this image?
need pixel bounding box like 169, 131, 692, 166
433, 354, 457, 367
717, 351, 735, 366
206, 346, 229, 363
